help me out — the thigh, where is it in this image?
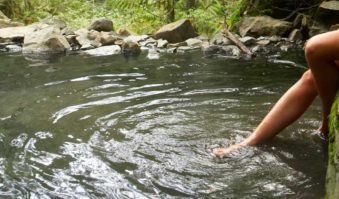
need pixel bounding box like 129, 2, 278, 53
307, 30, 339, 61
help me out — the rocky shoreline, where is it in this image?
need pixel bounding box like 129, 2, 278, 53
0, 15, 304, 61
1, 1, 339, 60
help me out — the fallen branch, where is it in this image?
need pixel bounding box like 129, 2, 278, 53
220, 0, 252, 57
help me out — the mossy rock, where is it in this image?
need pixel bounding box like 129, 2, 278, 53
325, 98, 339, 199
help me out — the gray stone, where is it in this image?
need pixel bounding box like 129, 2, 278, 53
84, 45, 121, 56
177, 46, 193, 53
23, 26, 70, 53
100, 32, 121, 46
185, 38, 202, 47
167, 41, 187, 48
117, 28, 132, 37
330, 24, 339, 31
210, 33, 232, 45
0, 26, 36, 43
316, 1, 339, 29
154, 19, 198, 43
238, 16, 293, 37
157, 39, 168, 48
288, 29, 303, 42
239, 36, 256, 46
75, 28, 101, 50
256, 39, 270, 46
221, 45, 241, 57
140, 38, 157, 48
6, 44, 22, 53
124, 35, 149, 43
89, 18, 113, 32
39, 16, 67, 30
121, 41, 141, 55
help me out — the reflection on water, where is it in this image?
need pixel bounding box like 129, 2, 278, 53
0, 50, 326, 198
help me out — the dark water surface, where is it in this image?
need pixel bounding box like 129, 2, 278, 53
0, 50, 326, 198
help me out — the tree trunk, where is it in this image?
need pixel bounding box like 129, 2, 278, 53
166, 0, 175, 23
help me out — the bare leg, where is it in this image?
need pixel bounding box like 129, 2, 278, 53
304, 30, 339, 137
213, 71, 318, 157
213, 30, 339, 158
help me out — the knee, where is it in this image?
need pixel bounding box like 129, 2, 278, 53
304, 36, 324, 61
300, 70, 316, 89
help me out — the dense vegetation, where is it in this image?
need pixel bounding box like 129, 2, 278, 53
0, 0, 245, 36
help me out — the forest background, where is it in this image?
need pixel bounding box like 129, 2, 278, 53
0, 0, 246, 36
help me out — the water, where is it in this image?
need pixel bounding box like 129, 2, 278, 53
0, 50, 327, 198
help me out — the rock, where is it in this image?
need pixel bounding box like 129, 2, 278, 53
202, 44, 222, 56
39, 16, 67, 30
308, 23, 327, 38
330, 24, 339, 31
293, 13, 303, 29
23, 26, 70, 53
74, 28, 101, 50
139, 37, 157, 48
210, 33, 232, 45
124, 35, 149, 43
157, 39, 168, 48
239, 36, 256, 46
117, 28, 133, 37
6, 44, 22, 53
61, 27, 75, 36
256, 39, 270, 46
154, 19, 198, 43
238, 16, 293, 37
84, 45, 121, 56
177, 46, 193, 53
315, 1, 339, 30
65, 35, 80, 50
121, 41, 141, 56
0, 26, 36, 43
167, 41, 187, 48
185, 38, 202, 47
288, 29, 303, 42
221, 45, 241, 57
89, 18, 113, 32
100, 32, 121, 46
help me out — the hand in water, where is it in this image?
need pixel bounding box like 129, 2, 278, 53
212, 143, 246, 158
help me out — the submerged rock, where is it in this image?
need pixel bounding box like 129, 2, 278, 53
121, 41, 141, 56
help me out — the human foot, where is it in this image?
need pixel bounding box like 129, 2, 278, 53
212, 143, 246, 158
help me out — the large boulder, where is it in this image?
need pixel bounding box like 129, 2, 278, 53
0, 26, 36, 43
88, 18, 113, 32
315, 1, 339, 28
23, 26, 70, 53
238, 16, 293, 37
154, 19, 198, 43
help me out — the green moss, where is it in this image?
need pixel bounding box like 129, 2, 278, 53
328, 99, 338, 164
326, 98, 339, 199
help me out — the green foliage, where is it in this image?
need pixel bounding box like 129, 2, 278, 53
0, 0, 247, 36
